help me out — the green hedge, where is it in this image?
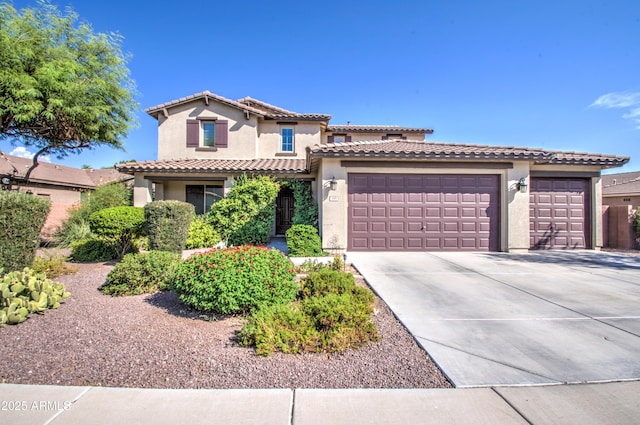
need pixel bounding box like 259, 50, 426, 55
286, 224, 326, 257
0, 191, 50, 272
172, 246, 298, 314
185, 215, 220, 249
89, 206, 145, 259
289, 180, 318, 227
101, 251, 181, 296
207, 175, 279, 245
145, 201, 195, 252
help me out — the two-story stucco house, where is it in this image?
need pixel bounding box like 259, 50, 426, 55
117, 90, 629, 253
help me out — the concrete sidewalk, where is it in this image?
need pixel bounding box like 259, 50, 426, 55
1, 382, 638, 425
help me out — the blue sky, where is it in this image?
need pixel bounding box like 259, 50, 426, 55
4, 0, 640, 174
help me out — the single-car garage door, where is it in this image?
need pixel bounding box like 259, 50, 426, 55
529, 178, 591, 249
348, 174, 500, 251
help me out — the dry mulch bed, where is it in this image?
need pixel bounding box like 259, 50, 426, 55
0, 261, 451, 389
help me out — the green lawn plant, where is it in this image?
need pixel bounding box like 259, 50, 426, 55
101, 251, 181, 296
186, 215, 221, 249
0, 267, 71, 326
144, 201, 195, 252
172, 246, 298, 314
238, 268, 379, 356
285, 224, 327, 257
0, 191, 50, 272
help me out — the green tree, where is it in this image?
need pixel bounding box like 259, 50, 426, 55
0, 1, 137, 181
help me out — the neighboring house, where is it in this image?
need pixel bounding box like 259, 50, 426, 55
117, 90, 629, 252
601, 171, 640, 249
0, 153, 133, 239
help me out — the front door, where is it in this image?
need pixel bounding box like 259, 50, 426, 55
276, 187, 295, 235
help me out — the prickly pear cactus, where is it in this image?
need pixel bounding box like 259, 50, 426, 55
0, 268, 71, 326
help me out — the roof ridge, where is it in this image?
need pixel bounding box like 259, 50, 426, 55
237, 96, 297, 115
145, 91, 266, 117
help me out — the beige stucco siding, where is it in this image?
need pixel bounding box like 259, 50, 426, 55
157, 101, 259, 160
506, 162, 531, 252
323, 133, 424, 144
258, 121, 322, 158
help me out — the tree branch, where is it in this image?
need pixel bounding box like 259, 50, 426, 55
23, 146, 51, 183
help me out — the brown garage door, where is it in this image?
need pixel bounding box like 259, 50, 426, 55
348, 174, 500, 251
529, 178, 590, 249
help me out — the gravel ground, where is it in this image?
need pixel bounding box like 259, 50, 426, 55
0, 262, 451, 389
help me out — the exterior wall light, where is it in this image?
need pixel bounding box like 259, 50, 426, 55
517, 177, 528, 193
329, 176, 338, 191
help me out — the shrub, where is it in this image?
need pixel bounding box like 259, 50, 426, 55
56, 182, 131, 247
238, 268, 379, 356
0, 191, 51, 272
172, 246, 298, 314
32, 254, 79, 278
186, 215, 220, 249
634, 209, 640, 240
70, 238, 120, 262
0, 267, 71, 326
289, 180, 318, 227
89, 206, 145, 258
101, 251, 181, 296
145, 201, 195, 252
286, 224, 327, 257
207, 175, 279, 245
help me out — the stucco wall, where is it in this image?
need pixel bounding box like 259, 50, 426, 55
258, 122, 322, 158
507, 162, 531, 252
157, 101, 259, 160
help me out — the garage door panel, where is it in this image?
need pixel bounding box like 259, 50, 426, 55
530, 178, 589, 250
348, 174, 499, 251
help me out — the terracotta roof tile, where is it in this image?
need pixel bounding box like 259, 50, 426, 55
145, 91, 267, 118
308, 139, 628, 167
327, 125, 433, 134
116, 158, 308, 174
0, 153, 134, 188
602, 171, 640, 195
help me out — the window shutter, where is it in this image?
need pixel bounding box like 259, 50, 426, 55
381, 136, 388, 140
346, 136, 352, 143
215, 120, 228, 148
187, 120, 199, 147
328, 136, 334, 144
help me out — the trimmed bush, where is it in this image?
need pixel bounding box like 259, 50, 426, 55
0, 267, 71, 326
101, 251, 181, 296
185, 215, 220, 249
70, 238, 119, 262
0, 191, 51, 272
634, 209, 640, 241
238, 269, 379, 356
207, 175, 279, 245
89, 206, 145, 258
286, 224, 326, 257
145, 201, 195, 252
172, 245, 298, 314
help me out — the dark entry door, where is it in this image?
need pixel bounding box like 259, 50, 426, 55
276, 187, 295, 235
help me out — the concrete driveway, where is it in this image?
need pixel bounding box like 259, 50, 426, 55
347, 250, 640, 388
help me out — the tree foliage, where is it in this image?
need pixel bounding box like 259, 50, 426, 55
0, 1, 137, 180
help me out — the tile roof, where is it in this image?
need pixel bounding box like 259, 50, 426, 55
0, 153, 131, 188
602, 171, 640, 195
145, 91, 267, 118
307, 139, 629, 167
116, 158, 308, 174
145, 92, 332, 121
327, 125, 433, 134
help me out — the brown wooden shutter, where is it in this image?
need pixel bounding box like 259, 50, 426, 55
346, 136, 352, 143
381, 136, 388, 140
327, 136, 334, 144
215, 120, 228, 148
187, 120, 199, 147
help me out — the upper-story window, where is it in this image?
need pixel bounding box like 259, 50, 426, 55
187, 119, 228, 149
281, 127, 294, 152
202, 121, 216, 147
327, 134, 350, 144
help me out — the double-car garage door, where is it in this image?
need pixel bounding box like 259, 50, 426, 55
348, 174, 500, 251
347, 174, 591, 251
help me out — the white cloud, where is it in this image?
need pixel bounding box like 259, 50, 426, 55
9, 147, 51, 162
591, 91, 640, 128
